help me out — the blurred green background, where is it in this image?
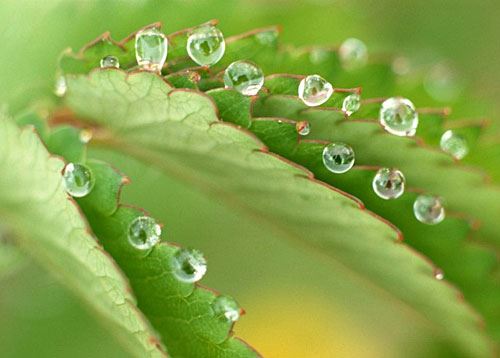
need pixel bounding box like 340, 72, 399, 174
1, 1, 498, 357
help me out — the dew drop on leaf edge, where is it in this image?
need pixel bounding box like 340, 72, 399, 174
128, 216, 162, 251
100, 55, 120, 69
62, 163, 94, 198
187, 25, 225, 67
171, 248, 207, 283
342, 93, 361, 116
440, 130, 468, 160
372, 168, 405, 200
135, 27, 168, 73
413, 194, 445, 225
224, 60, 264, 96
296, 121, 310, 136
339, 38, 368, 70
379, 97, 419, 137
212, 295, 241, 322
298, 74, 333, 107
322, 142, 355, 174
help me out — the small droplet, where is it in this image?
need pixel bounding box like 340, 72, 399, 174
187, 25, 225, 66
298, 75, 333, 107
224, 61, 264, 96
135, 27, 168, 72
379, 97, 419, 136
339, 38, 368, 70
62, 163, 94, 198
171, 248, 207, 283
322, 142, 355, 174
309, 48, 329, 64
424, 62, 463, 102
440, 130, 468, 160
342, 93, 361, 116
296, 121, 310, 136
79, 129, 93, 144
413, 195, 445, 225
372, 168, 405, 200
212, 295, 241, 322
255, 30, 278, 47
100, 55, 120, 68
392, 56, 411, 76
128, 216, 161, 250
54, 75, 67, 97
434, 268, 444, 280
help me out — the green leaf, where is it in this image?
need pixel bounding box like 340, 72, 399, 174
64, 68, 494, 356
0, 115, 166, 357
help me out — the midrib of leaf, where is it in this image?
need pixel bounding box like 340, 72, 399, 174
64, 69, 493, 357
0, 115, 166, 358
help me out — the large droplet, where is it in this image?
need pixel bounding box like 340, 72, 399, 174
379, 97, 419, 136
135, 27, 168, 72
62, 163, 94, 198
128, 216, 161, 250
298, 75, 333, 107
296, 121, 310, 136
372, 168, 405, 200
339, 38, 368, 70
322, 142, 355, 174
100, 55, 120, 68
342, 93, 361, 116
413, 195, 445, 225
187, 25, 225, 66
224, 61, 264, 96
212, 295, 241, 322
54, 75, 67, 97
171, 248, 207, 283
440, 130, 468, 160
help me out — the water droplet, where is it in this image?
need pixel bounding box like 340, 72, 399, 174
392, 56, 411, 76
379, 97, 419, 136
434, 268, 444, 280
128, 216, 161, 250
187, 25, 225, 66
100, 55, 120, 68
309, 48, 329, 64
224, 61, 264, 96
298, 75, 333, 107
62, 163, 94, 198
440, 130, 468, 160
54, 75, 67, 97
79, 129, 93, 144
372, 168, 405, 200
135, 27, 168, 72
342, 93, 361, 116
322, 142, 355, 174
171, 248, 207, 283
255, 30, 278, 47
424, 62, 463, 102
212, 295, 241, 322
296, 121, 310, 136
339, 38, 368, 70
413, 195, 445, 225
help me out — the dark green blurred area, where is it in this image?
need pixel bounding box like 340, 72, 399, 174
1, 1, 498, 357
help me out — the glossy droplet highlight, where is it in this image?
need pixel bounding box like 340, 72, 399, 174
100, 55, 120, 68
339, 38, 368, 70
135, 27, 168, 72
224, 61, 264, 96
62, 163, 94, 198
379, 97, 419, 136
413, 195, 445, 225
434, 268, 444, 280
128, 216, 161, 250
322, 142, 355, 174
187, 25, 225, 66
298, 75, 333, 107
54, 75, 67, 97
372, 168, 405, 200
296, 121, 310, 136
342, 93, 361, 116
171, 248, 207, 283
440, 130, 468, 160
212, 295, 241, 322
